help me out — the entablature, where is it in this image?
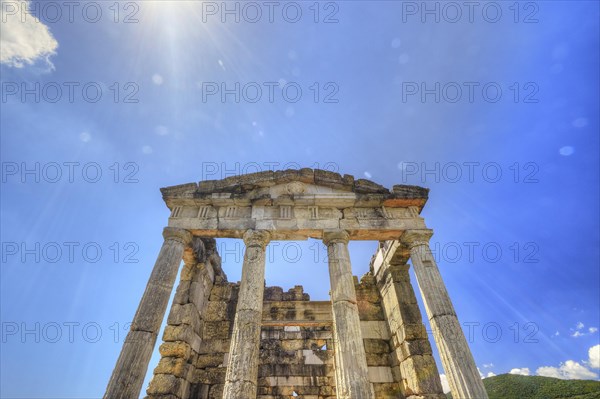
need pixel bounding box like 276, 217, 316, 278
161, 169, 430, 240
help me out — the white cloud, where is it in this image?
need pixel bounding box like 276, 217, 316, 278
532, 345, 600, 380
439, 374, 450, 393
483, 363, 494, 368
477, 367, 496, 379
364, 171, 372, 179
537, 366, 562, 378
509, 368, 531, 376
589, 345, 600, 369
536, 360, 597, 380
570, 322, 597, 337
0, 0, 58, 68
142, 145, 153, 154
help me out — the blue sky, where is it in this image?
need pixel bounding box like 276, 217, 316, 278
0, 0, 599, 397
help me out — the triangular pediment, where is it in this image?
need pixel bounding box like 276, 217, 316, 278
160, 168, 429, 209
265, 181, 357, 197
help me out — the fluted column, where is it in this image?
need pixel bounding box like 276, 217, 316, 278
105, 227, 192, 399
223, 230, 271, 399
402, 229, 488, 399
324, 230, 374, 399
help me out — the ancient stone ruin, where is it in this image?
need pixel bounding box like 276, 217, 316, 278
104, 169, 488, 399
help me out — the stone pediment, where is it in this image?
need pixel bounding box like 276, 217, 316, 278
159, 169, 430, 240
161, 168, 429, 209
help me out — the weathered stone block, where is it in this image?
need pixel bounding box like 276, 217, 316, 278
355, 284, 381, 303
361, 321, 391, 339
179, 263, 196, 282
399, 339, 433, 358
364, 338, 391, 354
163, 324, 201, 353
280, 339, 307, 351
167, 303, 202, 334
202, 321, 231, 340
368, 366, 394, 383
259, 348, 300, 364
189, 281, 210, 311
358, 300, 386, 321
159, 341, 192, 360
208, 383, 224, 399
198, 338, 230, 354
203, 301, 229, 321
146, 373, 189, 397
264, 286, 283, 301
398, 302, 424, 325
196, 353, 226, 368
372, 382, 404, 398
393, 281, 418, 304
399, 355, 443, 395
209, 284, 233, 301
153, 357, 193, 380
366, 351, 392, 367
319, 384, 336, 396
194, 367, 227, 385
173, 280, 192, 305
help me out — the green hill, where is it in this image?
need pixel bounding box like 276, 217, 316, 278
446, 374, 600, 399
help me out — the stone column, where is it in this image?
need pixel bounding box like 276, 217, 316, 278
401, 230, 488, 399
324, 230, 374, 399
104, 227, 192, 399
222, 230, 271, 399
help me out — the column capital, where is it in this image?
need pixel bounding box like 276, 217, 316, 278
243, 229, 271, 248
323, 230, 350, 245
162, 227, 193, 246
400, 229, 433, 248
